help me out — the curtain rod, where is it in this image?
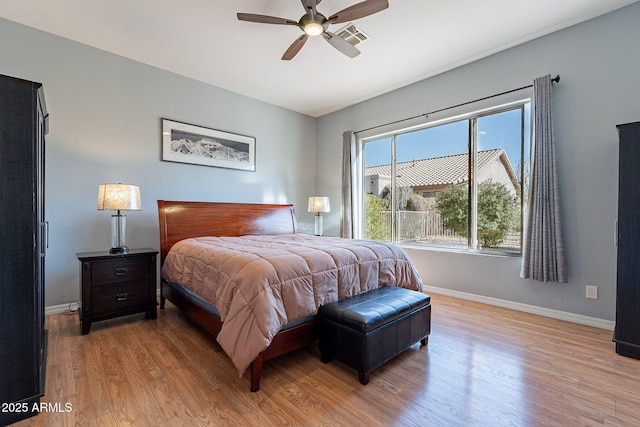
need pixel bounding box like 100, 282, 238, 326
354, 74, 560, 135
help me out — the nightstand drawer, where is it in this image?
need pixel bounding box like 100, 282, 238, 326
92, 281, 150, 316
91, 259, 149, 285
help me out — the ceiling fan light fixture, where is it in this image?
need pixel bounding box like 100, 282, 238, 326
304, 22, 324, 36
238, 0, 389, 59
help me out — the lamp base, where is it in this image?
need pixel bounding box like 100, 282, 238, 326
109, 246, 129, 254
314, 213, 324, 236
110, 213, 128, 254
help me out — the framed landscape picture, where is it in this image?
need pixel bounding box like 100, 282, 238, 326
162, 119, 256, 171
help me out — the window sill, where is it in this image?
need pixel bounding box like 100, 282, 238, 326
398, 241, 522, 259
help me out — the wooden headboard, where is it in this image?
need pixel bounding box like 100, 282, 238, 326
157, 200, 297, 264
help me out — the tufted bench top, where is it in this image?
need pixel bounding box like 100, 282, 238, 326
318, 286, 431, 333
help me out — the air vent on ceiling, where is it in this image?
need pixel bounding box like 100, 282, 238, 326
336, 23, 370, 47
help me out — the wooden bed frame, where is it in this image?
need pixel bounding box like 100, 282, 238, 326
157, 200, 317, 392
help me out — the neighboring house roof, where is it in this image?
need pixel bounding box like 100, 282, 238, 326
365, 148, 520, 191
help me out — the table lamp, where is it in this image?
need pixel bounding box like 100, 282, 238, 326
308, 196, 330, 236
97, 183, 141, 254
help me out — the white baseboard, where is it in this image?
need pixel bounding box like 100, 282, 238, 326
422, 285, 615, 331
46, 287, 615, 331
45, 302, 80, 315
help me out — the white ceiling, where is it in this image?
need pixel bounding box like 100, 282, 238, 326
1, 0, 637, 117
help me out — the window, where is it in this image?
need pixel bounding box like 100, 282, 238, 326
360, 100, 531, 255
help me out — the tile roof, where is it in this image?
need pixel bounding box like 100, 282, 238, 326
365, 148, 518, 188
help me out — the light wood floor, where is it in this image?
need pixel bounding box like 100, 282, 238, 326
15, 294, 640, 427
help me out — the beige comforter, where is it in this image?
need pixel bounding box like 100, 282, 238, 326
161, 234, 424, 374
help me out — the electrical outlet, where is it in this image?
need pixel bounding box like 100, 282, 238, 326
586, 285, 598, 300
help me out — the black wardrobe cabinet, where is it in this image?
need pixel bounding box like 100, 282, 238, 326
614, 121, 640, 360
0, 74, 48, 426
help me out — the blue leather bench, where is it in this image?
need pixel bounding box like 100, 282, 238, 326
318, 286, 431, 385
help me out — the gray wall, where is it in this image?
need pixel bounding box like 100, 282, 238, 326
0, 18, 317, 307
316, 2, 640, 322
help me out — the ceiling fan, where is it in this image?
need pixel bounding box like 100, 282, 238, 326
237, 0, 389, 60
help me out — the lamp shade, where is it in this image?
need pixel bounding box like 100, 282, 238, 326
308, 196, 330, 213
97, 184, 142, 211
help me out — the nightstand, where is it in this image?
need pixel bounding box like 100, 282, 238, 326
76, 248, 158, 335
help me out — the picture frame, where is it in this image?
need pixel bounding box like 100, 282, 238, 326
162, 119, 255, 172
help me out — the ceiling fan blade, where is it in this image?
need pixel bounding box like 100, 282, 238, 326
300, 0, 317, 15
282, 34, 309, 60
323, 32, 360, 58
328, 0, 389, 24
237, 13, 299, 26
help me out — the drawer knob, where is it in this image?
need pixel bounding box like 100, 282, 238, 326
116, 293, 129, 301
115, 267, 129, 276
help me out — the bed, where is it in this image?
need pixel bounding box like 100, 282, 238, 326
157, 200, 423, 391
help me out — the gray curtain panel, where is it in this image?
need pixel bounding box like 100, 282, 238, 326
341, 131, 355, 239
521, 74, 567, 283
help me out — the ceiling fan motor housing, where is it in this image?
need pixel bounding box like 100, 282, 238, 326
301, 12, 328, 36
